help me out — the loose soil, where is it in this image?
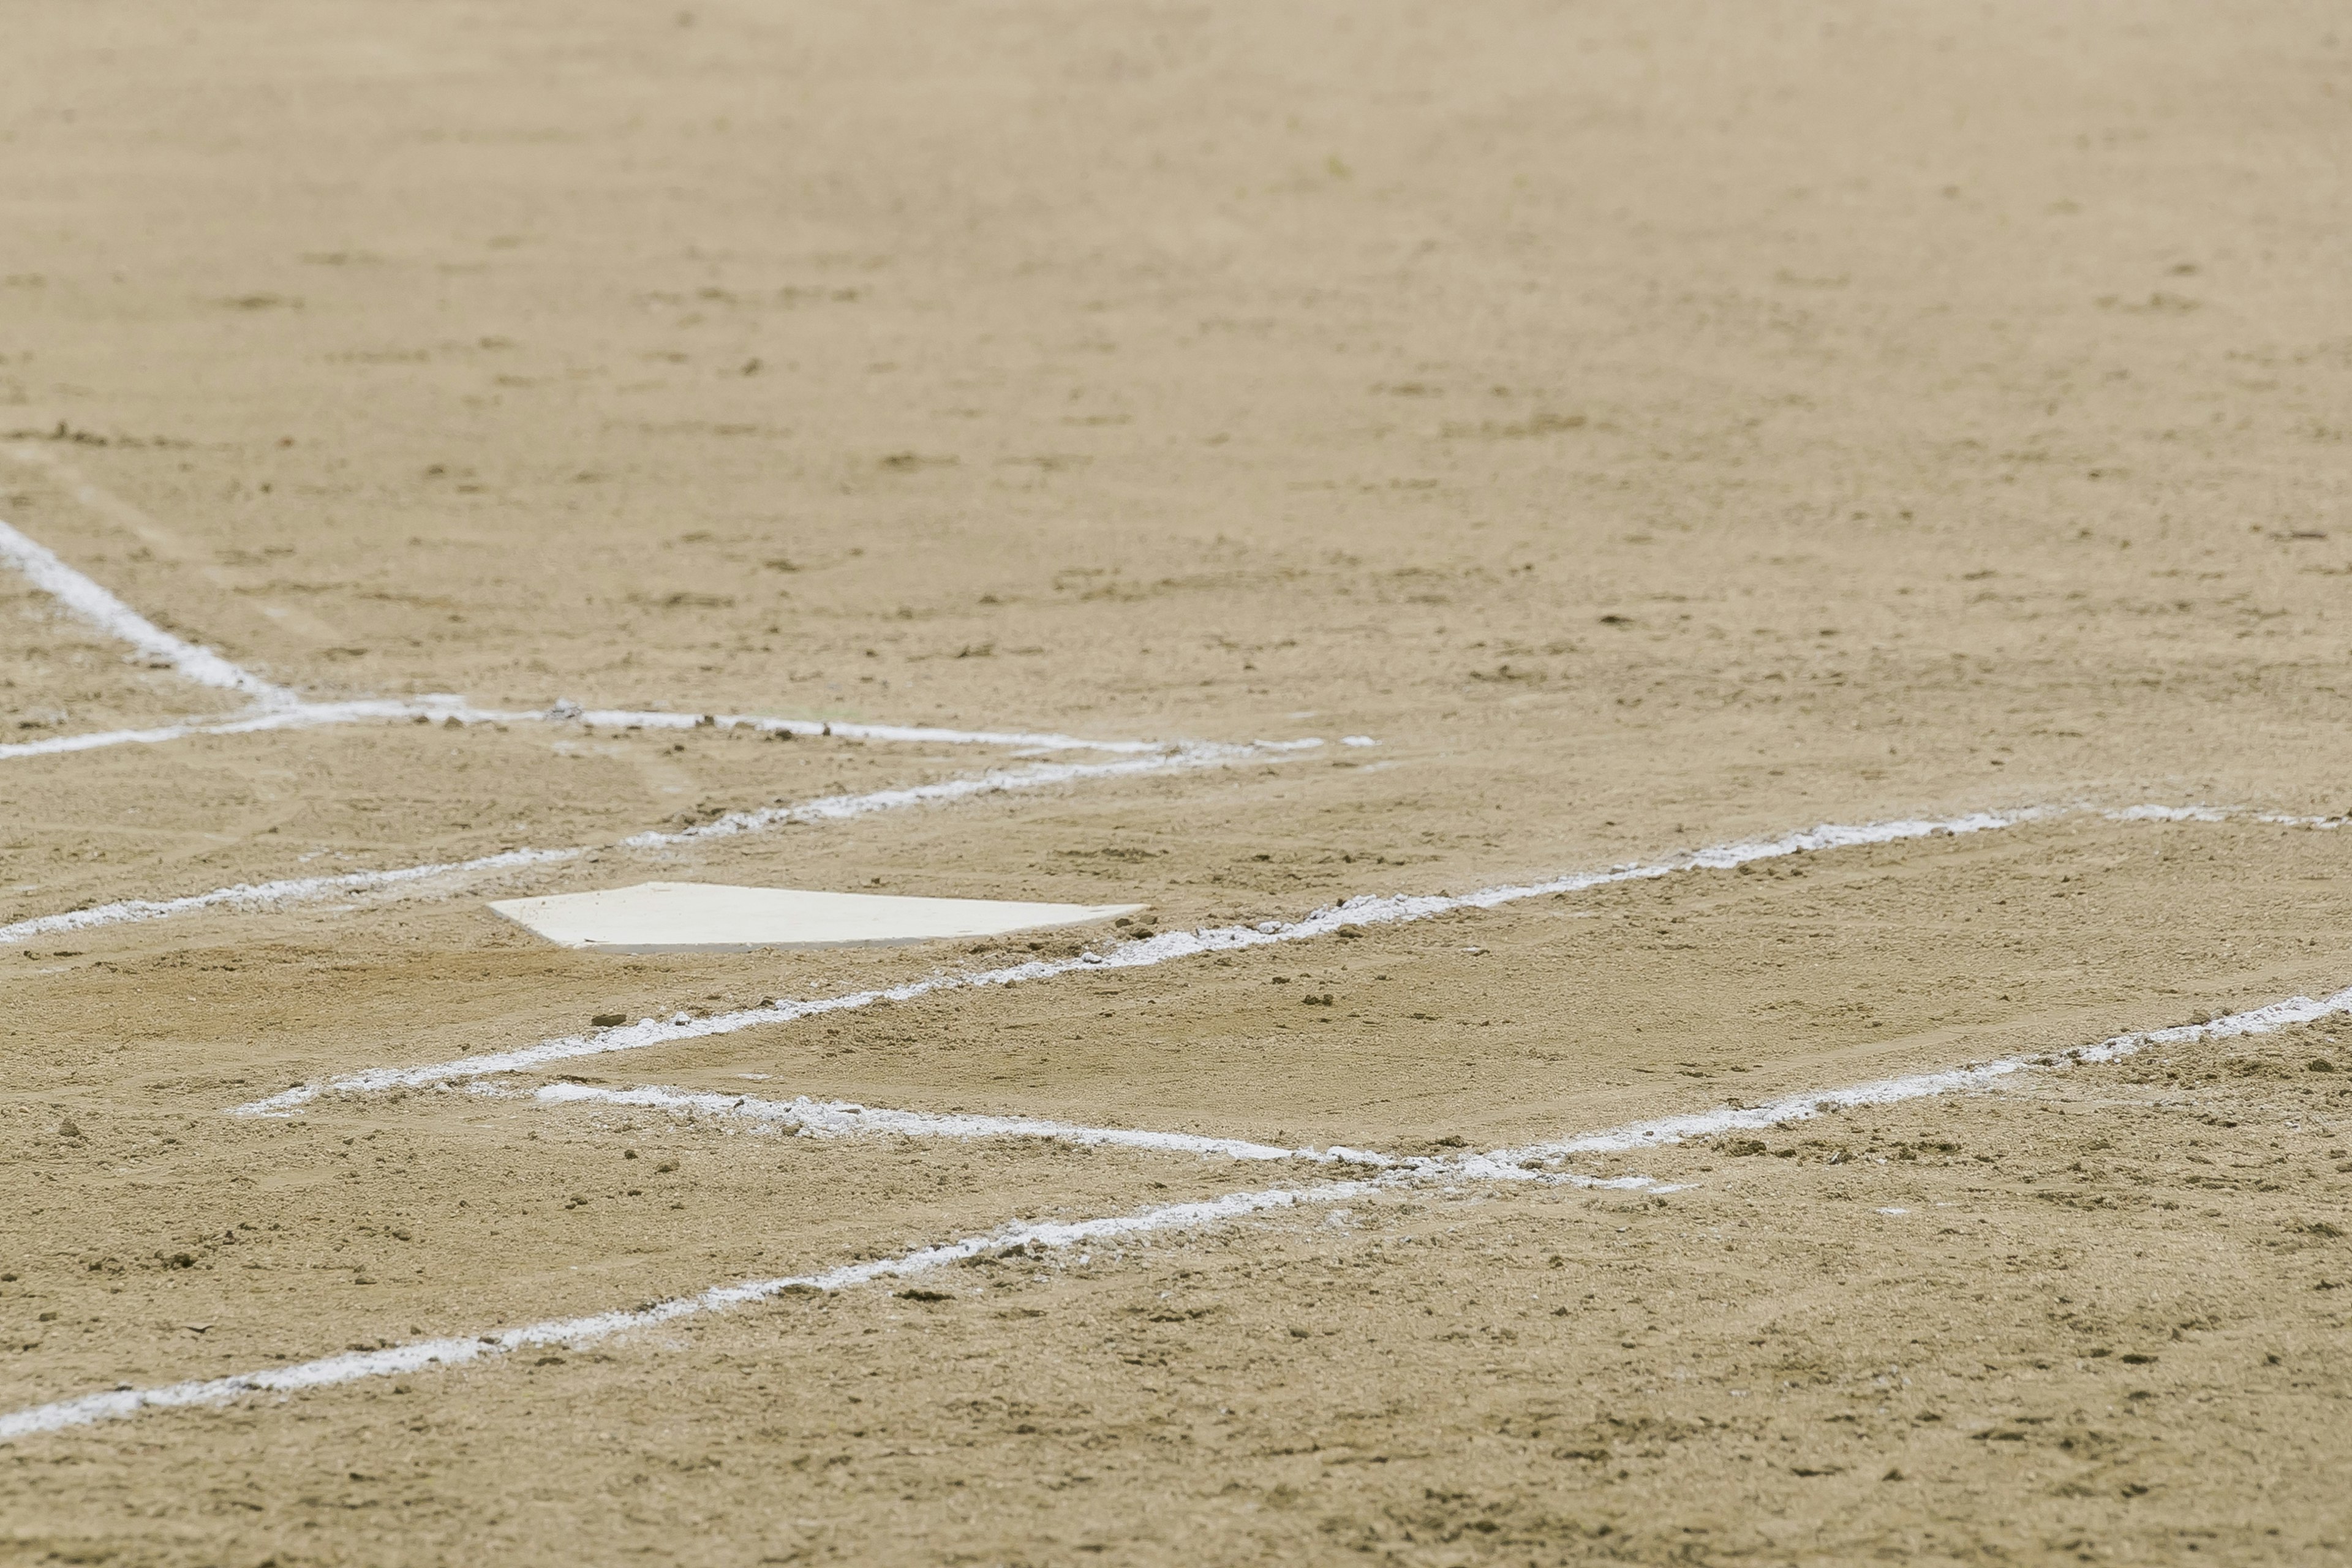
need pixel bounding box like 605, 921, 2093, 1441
3, 2, 2349, 1563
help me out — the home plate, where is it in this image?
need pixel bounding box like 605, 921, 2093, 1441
488, 881, 1147, 954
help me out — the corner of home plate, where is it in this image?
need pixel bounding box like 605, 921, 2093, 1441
486, 881, 1147, 953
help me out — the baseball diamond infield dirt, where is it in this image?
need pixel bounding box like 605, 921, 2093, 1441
2, 2, 2350, 1563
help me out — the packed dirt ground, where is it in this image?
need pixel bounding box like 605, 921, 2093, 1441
3, 1, 2350, 1563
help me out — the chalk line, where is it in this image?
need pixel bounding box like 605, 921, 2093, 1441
535, 974, 2352, 1182
538, 977, 2352, 1183
0, 516, 295, 704
0, 699, 391, 762
0, 846, 584, 949
0, 693, 1182, 764
232, 796, 2352, 1117
12, 789, 2328, 952
546, 972, 2352, 1188
0, 1118, 1663, 1446
532, 1081, 1409, 1170
543, 704, 1169, 754
0, 511, 1180, 759
0, 741, 1316, 948
17, 976, 2348, 1445
527, 1079, 1668, 1189
233, 804, 2059, 1115
1491, 981, 2352, 1166
0, 1179, 1381, 1444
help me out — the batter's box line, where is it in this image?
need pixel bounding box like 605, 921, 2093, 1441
0, 738, 1319, 949
519, 1079, 1658, 1192
10, 979, 2348, 1448
0, 511, 1250, 761
514, 961, 2352, 1176
0, 692, 1237, 764
230, 797, 2347, 1117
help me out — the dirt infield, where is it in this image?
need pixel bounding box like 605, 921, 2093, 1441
4, 2, 2350, 1563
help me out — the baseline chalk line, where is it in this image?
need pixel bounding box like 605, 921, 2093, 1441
524, 1081, 1662, 1191
0, 1179, 1381, 1445
0, 696, 1203, 763
235, 798, 2348, 1117
1, 741, 1318, 948
0, 1125, 1675, 1446
236, 804, 2051, 1114
0, 512, 1190, 760
0, 516, 295, 705
532, 975, 2352, 1182
19, 974, 2346, 1446
533, 1080, 1394, 1166
1490, 980, 2352, 1167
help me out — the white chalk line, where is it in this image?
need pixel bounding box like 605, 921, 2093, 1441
0, 516, 296, 705
534, 1080, 1388, 1166
18, 976, 2348, 1447
0, 1106, 1672, 1447
0, 511, 1179, 760
1491, 981, 2352, 1166
0, 741, 1317, 948
229, 798, 2346, 1117
528, 973, 2352, 1180
0, 1179, 1379, 1445
0, 692, 1178, 764
1, 698, 390, 762
234, 804, 2046, 1114
524, 1080, 1662, 1193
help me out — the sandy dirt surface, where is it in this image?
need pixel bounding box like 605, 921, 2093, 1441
3, 1, 2350, 1563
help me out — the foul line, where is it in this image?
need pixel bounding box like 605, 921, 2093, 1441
0, 516, 295, 704
238, 799, 2344, 1117
1491, 981, 2352, 1166
534, 1080, 1389, 1165
0, 511, 1184, 760
527, 1080, 1669, 1192
528, 1081, 1656, 1186
0, 693, 1180, 765
0, 741, 1317, 948
18, 977, 2351, 1446
530, 974, 2352, 1179
0, 1180, 1379, 1445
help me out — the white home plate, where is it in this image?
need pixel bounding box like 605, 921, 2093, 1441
488, 881, 1146, 954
